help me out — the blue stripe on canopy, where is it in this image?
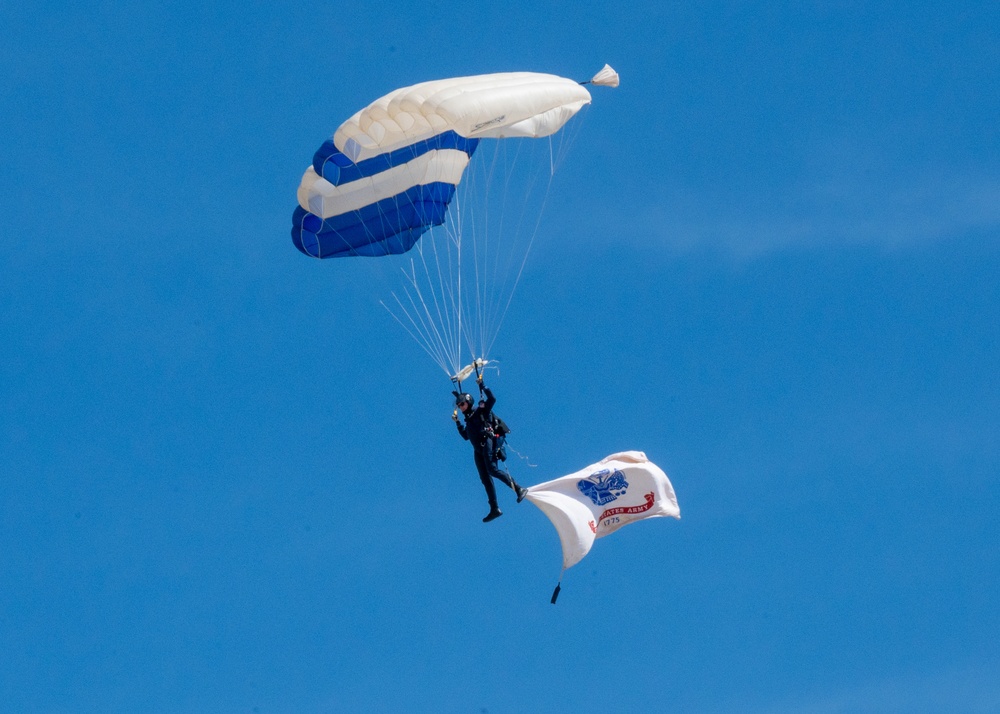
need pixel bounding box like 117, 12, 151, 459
291, 182, 456, 259
313, 132, 479, 185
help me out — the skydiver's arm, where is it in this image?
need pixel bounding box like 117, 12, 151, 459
481, 385, 496, 414
456, 421, 469, 440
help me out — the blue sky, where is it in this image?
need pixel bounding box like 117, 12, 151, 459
2, 1, 998, 712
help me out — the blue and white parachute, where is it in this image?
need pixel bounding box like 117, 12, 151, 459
292, 67, 618, 377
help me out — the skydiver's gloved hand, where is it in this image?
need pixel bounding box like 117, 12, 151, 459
476, 375, 485, 389
452, 409, 459, 422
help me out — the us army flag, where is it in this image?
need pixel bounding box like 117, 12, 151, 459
525, 451, 680, 571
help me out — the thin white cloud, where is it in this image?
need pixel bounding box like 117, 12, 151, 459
716, 663, 1000, 714
611, 171, 1000, 258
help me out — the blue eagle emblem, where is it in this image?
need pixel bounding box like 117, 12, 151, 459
577, 468, 629, 506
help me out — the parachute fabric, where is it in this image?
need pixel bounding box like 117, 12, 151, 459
293, 73, 592, 260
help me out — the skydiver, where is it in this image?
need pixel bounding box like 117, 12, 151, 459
452, 376, 527, 522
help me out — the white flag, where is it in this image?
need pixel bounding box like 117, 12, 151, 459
525, 451, 680, 570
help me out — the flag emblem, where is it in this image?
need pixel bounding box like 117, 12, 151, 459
577, 468, 629, 506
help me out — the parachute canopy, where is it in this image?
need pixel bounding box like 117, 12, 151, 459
292, 72, 594, 259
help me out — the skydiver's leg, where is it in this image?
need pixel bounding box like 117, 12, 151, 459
483, 436, 514, 489
474, 449, 499, 509
487, 459, 515, 489
483, 438, 527, 503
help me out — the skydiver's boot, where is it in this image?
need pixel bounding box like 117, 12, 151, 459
483, 505, 503, 522
515, 484, 528, 503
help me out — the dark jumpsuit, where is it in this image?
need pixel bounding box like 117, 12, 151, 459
456, 386, 516, 509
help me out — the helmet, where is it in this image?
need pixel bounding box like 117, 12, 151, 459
453, 391, 473, 408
